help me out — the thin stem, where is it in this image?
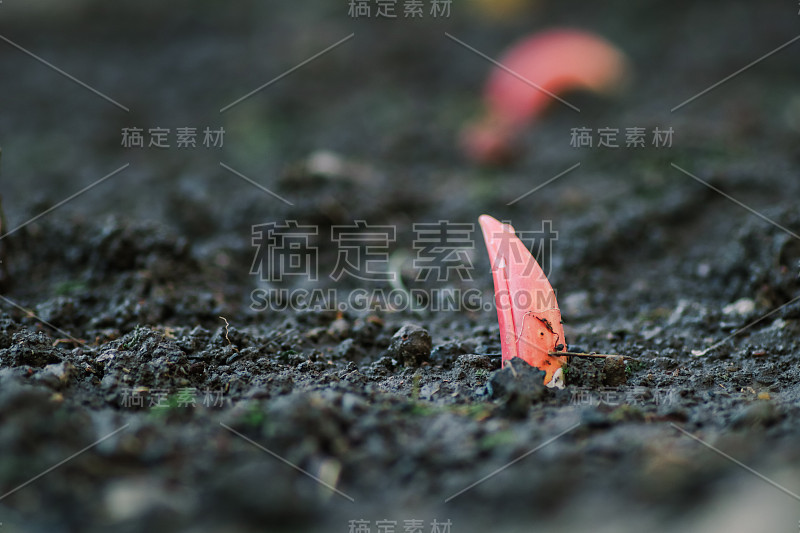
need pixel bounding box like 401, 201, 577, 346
548, 351, 630, 359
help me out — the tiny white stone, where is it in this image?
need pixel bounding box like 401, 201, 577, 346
723, 298, 755, 316
546, 367, 565, 389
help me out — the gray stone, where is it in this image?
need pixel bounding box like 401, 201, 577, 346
487, 357, 547, 400
602, 356, 628, 386
33, 361, 76, 390
487, 358, 550, 418
387, 324, 432, 367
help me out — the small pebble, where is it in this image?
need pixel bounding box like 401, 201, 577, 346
387, 324, 432, 367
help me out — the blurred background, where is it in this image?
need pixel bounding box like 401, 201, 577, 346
2, 0, 797, 237
1, 0, 798, 292
2, 0, 798, 299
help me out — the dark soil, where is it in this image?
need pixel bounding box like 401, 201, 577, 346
1, 1, 799, 532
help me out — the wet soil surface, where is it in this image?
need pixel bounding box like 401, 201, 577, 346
1, 1, 799, 532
